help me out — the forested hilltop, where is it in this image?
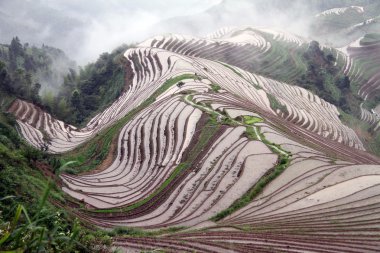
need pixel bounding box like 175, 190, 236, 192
0, 37, 131, 126
0, 37, 75, 102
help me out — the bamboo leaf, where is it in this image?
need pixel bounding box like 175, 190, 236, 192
0, 196, 16, 202
0, 231, 11, 247
10, 205, 22, 229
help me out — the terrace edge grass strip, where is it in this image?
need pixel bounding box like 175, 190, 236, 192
60, 74, 197, 175
87, 117, 221, 214
210, 126, 291, 222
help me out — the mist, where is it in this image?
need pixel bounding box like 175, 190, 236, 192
154, 0, 315, 38
1, 0, 376, 66
0, 0, 221, 65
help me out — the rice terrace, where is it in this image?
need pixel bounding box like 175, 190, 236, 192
0, 0, 380, 252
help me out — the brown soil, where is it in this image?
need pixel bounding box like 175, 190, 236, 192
79, 135, 119, 176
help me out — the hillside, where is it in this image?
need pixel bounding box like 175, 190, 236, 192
154, 0, 379, 36
1, 1, 380, 252
2, 25, 380, 252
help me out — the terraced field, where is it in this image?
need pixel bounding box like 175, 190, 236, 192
140, 26, 308, 83
338, 33, 380, 127
316, 6, 364, 17
7, 27, 380, 252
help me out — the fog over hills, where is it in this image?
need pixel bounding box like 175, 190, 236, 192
155, 0, 379, 42
0, 0, 220, 64
1, 0, 378, 64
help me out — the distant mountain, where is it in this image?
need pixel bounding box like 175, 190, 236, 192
154, 0, 379, 42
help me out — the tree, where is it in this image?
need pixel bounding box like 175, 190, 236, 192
10, 37, 23, 56
326, 54, 336, 63
0, 61, 12, 93
9, 37, 23, 71
31, 82, 41, 103
336, 76, 350, 92
71, 90, 81, 110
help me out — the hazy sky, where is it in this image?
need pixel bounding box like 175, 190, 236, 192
0, 0, 221, 64
1, 0, 370, 64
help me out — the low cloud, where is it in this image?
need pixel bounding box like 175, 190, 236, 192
0, 0, 221, 64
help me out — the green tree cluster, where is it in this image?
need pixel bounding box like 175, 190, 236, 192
45, 44, 130, 125
0, 37, 74, 105
297, 41, 362, 115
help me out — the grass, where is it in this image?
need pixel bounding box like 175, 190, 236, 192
60, 74, 196, 174
245, 126, 260, 140
266, 93, 288, 114
92, 163, 189, 213
90, 117, 220, 213
0, 112, 113, 252
210, 84, 221, 92
242, 115, 263, 125
112, 226, 187, 238
219, 62, 244, 78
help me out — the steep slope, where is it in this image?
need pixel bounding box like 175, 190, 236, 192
7, 28, 380, 252
9, 45, 365, 153
312, 2, 380, 47
337, 33, 380, 131
138, 27, 362, 115
140, 27, 306, 84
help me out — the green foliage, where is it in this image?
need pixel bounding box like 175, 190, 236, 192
242, 115, 263, 125
267, 94, 288, 114
0, 182, 80, 252
245, 126, 260, 140
112, 226, 186, 238
0, 37, 74, 106
362, 91, 380, 111
210, 83, 221, 92
297, 41, 362, 115
52, 45, 130, 125
211, 127, 290, 222
0, 112, 113, 252
60, 74, 197, 175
